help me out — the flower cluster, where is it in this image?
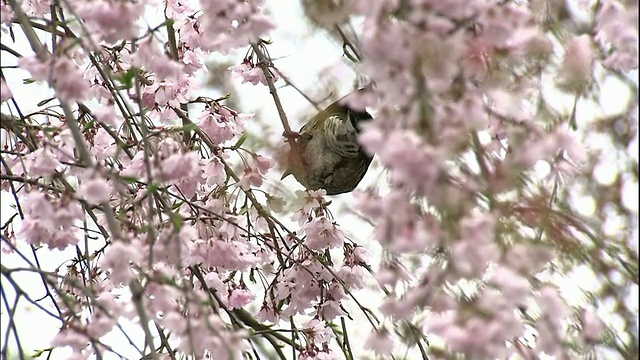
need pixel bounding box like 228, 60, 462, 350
1, 0, 634, 359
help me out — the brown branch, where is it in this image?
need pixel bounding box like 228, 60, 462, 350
250, 42, 294, 135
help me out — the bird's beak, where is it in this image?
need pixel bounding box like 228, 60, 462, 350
281, 168, 292, 180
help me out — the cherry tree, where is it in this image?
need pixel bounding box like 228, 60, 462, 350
0, 0, 637, 359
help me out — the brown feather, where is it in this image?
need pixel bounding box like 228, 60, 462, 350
282, 91, 373, 195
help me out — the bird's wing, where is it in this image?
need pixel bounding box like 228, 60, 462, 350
322, 112, 361, 158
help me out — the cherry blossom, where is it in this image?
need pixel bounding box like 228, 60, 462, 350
99, 241, 142, 285
18, 55, 90, 102
76, 177, 111, 204
0, 77, 11, 101
1, 0, 635, 359
559, 34, 595, 90
364, 328, 395, 355
228, 287, 255, 309
71, 0, 144, 43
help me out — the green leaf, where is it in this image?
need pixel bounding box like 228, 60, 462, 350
214, 93, 231, 102
231, 133, 247, 150
119, 176, 139, 184
178, 122, 199, 132
170, 213, 183, 230
82, 119, 96, 131
37, 97, 55, 106
115, 68, 136, 88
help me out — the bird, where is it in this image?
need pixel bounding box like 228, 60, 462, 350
281, 91, 374, 195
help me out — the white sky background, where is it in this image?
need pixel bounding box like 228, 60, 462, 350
1, 0, 638, 359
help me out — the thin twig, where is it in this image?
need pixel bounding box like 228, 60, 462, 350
250, 42, 294, 135
334, 25, 362, 63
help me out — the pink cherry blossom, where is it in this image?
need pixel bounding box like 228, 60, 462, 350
534, 286, 569, 355
199, 0, 276, 52
71, 0, 143, 43
99, 241, 142, 285
364, 328, 394, 355
257, 301, 279, 323
580, 308, 605, 344
229, 61, 265, 86
86, 310, 116, 338
327, 281, 346, 302
24, 147, 62, 177
158, 151, 200, 183
595, 0, 639, 71
302, 318, 332, 345
18, 55, 90, 102
374, 262, 412, 288
202, 156, 227, 186
0, 77, 11, 101
77, 177, 111, 204
317, 300, 346, 320
50, 328, 89, 352
22, 0, 51, 17
559, 35, 594, 90
487, 265, 531, 306
336, 265, 366, 290
2, 0, 635, 359
304, 217, 344, 250
132, 37, 183, 80
198, 105, 246, 145
238, 165, 264, 190
18, 192, 83, 250
92, 106, 119, 128
90, 128, 118, 162
0, 2, 12, 24
228, 287, 255, 309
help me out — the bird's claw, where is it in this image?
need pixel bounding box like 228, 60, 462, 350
283, 130, 301, 143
